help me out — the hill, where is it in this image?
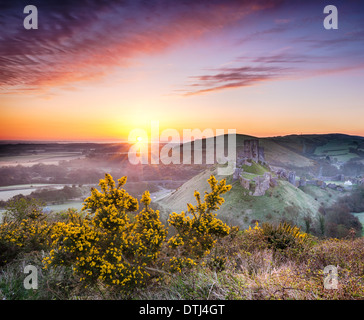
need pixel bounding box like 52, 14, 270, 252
167, 133, 364, 177
156, 163, 345, 231
155, 133, 364, 231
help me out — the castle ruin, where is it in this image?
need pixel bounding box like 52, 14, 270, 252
236, 139, 265, 167
233, 139, 274, 196
243, 139, 265, 163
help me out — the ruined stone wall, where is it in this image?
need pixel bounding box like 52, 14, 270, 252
258, 147, 265, 163
243, 140, 253, 159
251, 139, 259, 162
243, 139, 265, 163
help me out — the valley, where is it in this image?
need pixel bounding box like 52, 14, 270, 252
1, 133, 363, 237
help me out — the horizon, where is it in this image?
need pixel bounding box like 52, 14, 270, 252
1, 131, 364, 145
1, 1, 364, 140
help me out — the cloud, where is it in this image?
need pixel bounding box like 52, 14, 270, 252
177, 0, 364, 97
237, 53, 309, 64
182, 53, 306, 96
0, 0, 281, 93
2, 0, 362, 95
179, 45, 364, 96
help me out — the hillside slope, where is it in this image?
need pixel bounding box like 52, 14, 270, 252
156, 164, 340, 230
167, 133, 364, 178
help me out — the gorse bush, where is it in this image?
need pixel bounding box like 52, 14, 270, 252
261, 222, 308, 251
1, 173, 363, 300
0, 173, 232, 293
43, 174, 232, 290
2, 197, 45, 222
44, 174, 167, 291
168, 176, 231, 266
0, 206, 51, 266
243, 221, 309, 257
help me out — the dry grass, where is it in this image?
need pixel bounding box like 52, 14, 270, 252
128, 236, 364, 300
1, 214, 363, 300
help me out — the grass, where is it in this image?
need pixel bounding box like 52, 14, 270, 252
314, 140, 359, 162
158, 165, 323, 230
2, 233, 363, 300
241, 162, 269, 175
240, 172, 259, 179
299, 185, 345, 207
259, 139, 315, 168
114, 235, 364, 300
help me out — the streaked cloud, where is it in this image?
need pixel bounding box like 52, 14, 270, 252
182, 64, 288, 96
0, 0, 280, 93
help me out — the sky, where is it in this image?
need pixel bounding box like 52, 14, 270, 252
0, 0, 364, 141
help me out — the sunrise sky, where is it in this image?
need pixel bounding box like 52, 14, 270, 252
1, 0, 364, 141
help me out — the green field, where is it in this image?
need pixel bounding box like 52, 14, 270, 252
44, 201, 85, 212
0, 152, 84, 167
314, 140, 359, 162
0, 184, 68, 201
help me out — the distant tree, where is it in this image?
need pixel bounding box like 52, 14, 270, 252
322, 202, 362, 238
340, 186, 364, 213
318, 213, 326, 236
341, 160, 364, 176
303, 214, 312, 234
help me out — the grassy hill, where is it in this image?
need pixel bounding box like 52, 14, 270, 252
170, 133, 364, 177
156, 163, 345, 231
257, 138, 315, 168
154, 133, 364, 234
270, 133, 364, 165
166, 134, 364, 179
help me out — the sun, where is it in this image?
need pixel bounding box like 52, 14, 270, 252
136, 136, 143, 142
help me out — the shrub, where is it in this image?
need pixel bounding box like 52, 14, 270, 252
0, 207, 52, 266
261, 222, 308, 251
243, 221, 309, 256
319, 191, 363, 239
167, 176, 231, 269
43, 174, 167, 292
2, 197, 45, 223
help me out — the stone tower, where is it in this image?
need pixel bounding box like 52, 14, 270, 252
243, 139, 264, 163
243, 140, 253, 159
251, 139, 259, 162
258, 146, 265, 163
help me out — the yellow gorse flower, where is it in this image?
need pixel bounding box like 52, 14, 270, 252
43, 174, 167, 291
168, 175, 231, 269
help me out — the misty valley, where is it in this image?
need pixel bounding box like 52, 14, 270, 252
1, 133, 364, 238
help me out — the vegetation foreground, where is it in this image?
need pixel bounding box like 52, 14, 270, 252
0, 174, 363, 300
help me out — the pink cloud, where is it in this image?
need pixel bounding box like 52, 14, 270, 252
0, 0, 280, 93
